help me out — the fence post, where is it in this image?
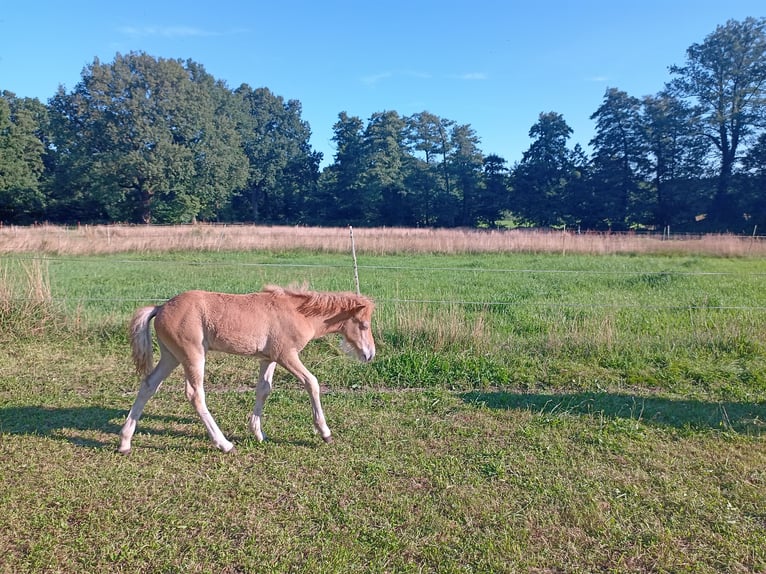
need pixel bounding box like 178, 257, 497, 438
349, 226, 360, 295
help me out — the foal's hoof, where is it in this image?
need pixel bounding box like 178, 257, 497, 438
116, 447, 131, 456
322, 435, 334, 444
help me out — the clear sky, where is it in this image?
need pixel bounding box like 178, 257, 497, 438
1, 1, 763, 167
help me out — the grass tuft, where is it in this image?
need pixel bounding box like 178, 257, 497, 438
0, 259, 60, 337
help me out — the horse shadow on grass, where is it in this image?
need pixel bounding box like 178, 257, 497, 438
0, 405, 198, 449
460, 391, 766, 435
0, 404, 320, 451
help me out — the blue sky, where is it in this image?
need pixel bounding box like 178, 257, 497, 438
1, 1, 763, 167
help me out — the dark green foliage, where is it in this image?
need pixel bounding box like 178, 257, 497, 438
46, 53, 249, 223
0, 92, 48, 223
669, 17, 766, 229
641, 92, 710, 228
511, 112, 581, 227
589, 89, 650, 230
476, 154, 510, 227
230, 85, 320, 223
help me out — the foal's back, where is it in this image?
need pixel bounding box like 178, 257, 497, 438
154, 290, 309, 358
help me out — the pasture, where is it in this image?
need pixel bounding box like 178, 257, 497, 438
1, 227, 765, 572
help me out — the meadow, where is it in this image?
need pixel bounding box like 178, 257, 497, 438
0, 226, 765, 572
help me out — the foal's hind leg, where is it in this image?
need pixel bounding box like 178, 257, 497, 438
183, 356, 235, 453
249, 360, 276, 442
118, 348, 179, 454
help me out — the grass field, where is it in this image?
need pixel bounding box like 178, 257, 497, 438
1, 227, 765, 572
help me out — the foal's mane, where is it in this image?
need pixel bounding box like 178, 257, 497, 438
261, 285, 374, 317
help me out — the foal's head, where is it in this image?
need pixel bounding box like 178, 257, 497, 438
287, 287, 377, 363
338, 298, 376, 363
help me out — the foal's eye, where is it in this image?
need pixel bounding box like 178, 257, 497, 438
360, 321, 370, 330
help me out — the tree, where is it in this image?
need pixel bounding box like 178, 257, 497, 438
0, 92, 47, 222
449, 123, 483, 226
589, 88, 649, 229
565, 144, 597, 229
406, 112, 455, 226
669, 17, 766, 227
741, 132, 766, 229
48, 52, 248, 223
478, 154, 510, 227
512, 112, 577, 227
233, 85, 319, 223
641, 92, 710, 228
363, 111, 408, 225
315, 112, 368, 224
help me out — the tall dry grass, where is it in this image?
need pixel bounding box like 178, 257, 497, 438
1, 223, 765, 256
0, 259, 58, 336
383, 302, 491, 353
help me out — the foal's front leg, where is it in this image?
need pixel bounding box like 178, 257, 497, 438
248, 360, 276, 442
279, 351, 333, 443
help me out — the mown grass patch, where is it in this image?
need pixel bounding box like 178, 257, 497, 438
1, 249, 765, 572
1, 374, 764, 572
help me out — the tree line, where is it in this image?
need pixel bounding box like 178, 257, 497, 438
2, 17, 766, 231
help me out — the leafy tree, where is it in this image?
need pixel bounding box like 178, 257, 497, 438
278, 142, 322, 224
408, 111, 454, 165
232, 85, 319, 222
48, 52, 247, 223
449, 123, 483, 226
0, 92, 47, 223
566, 144, 597, 229
512, 112, 577, 227
478, 154, 510, 227
589, 89, 649, 229
8, 17, 762, 230
184, 63, 252, 222
669, 17, 766, 227
641, 92, 710, 228
363, 111, 408, 225
741, 132, 766, 229
315, 112, 369, 224
406, 112, 455, 226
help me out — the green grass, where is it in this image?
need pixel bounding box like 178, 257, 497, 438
1, 251, 765, 572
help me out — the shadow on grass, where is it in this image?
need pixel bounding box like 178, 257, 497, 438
0, 405, 197, 448
461, 391, 766, 435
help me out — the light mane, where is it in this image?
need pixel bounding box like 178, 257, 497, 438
261, 285, 374, 318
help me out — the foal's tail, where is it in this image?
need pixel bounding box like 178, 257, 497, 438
129, 305, 160, 377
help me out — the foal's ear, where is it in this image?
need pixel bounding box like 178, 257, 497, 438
351, 304, 368, 316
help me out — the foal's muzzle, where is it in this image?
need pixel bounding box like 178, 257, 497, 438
360, 347, 376, 363
341, 338, 375, 363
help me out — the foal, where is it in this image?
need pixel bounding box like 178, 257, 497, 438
118, 285, 375, 453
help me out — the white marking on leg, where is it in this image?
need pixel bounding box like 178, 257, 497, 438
250, 360, 276, 442
280, 352, 332, 442
118, 353, 178, 453
184, 360, 234, 453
